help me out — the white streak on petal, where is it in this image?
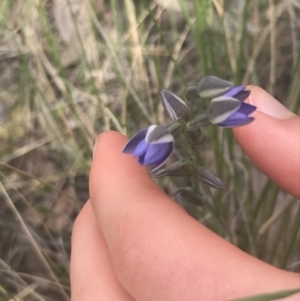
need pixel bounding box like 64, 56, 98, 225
146, 125, 174, 144
152, 134, 174, 144
208, 96, 241, 124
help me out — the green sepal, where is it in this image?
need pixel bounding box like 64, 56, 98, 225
176, 118, 187, 130
153, 159, 193, 178
184, 85, 199, 101
189, 110, 210, 127
167, 121, 184, 138
193, 136, 206, 146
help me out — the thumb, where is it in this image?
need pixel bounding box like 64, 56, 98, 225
233, 86, 300, 198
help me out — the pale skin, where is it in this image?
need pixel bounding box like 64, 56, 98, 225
70, 86, 300, 301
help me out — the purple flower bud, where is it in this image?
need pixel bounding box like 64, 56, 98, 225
122, 125, 174, 170
196, 168, 225, 189
197, 76, 234, 98
189, 163, 225, 189
208, 86, 256, 128
216, 102, 256, 127
161, 90, 190, 122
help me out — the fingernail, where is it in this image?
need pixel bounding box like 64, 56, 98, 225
93, 138, 98, 159
249, 94, 294, 119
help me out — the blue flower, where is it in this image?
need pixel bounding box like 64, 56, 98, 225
208, 85, 257, 128
122, 125, 174, 170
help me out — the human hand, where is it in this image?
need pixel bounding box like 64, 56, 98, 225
70, 86, 300, 301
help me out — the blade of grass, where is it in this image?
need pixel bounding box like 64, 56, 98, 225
0, 181, 69, 301
229, 288, 300, 301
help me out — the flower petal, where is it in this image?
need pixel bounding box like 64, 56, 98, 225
146, 125, 174, 144
223, 85, 245, 98
133, 139, 149, 157
122, 128, 148, 154
238, 102, 256, 115
138, 153, 146, 165
218, 113, 254, 127
197, 76, 233, 98
143, 142, 173, 166
208, 96, 241, 124
151, 143, 174, 171
235, 89, 250, 102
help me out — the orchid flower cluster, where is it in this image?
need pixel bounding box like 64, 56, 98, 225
123, 76, 256, 200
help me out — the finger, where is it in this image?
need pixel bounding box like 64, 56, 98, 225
233, 86, 300, 198
90, 131, 300, 301
70, 200, 135, 301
